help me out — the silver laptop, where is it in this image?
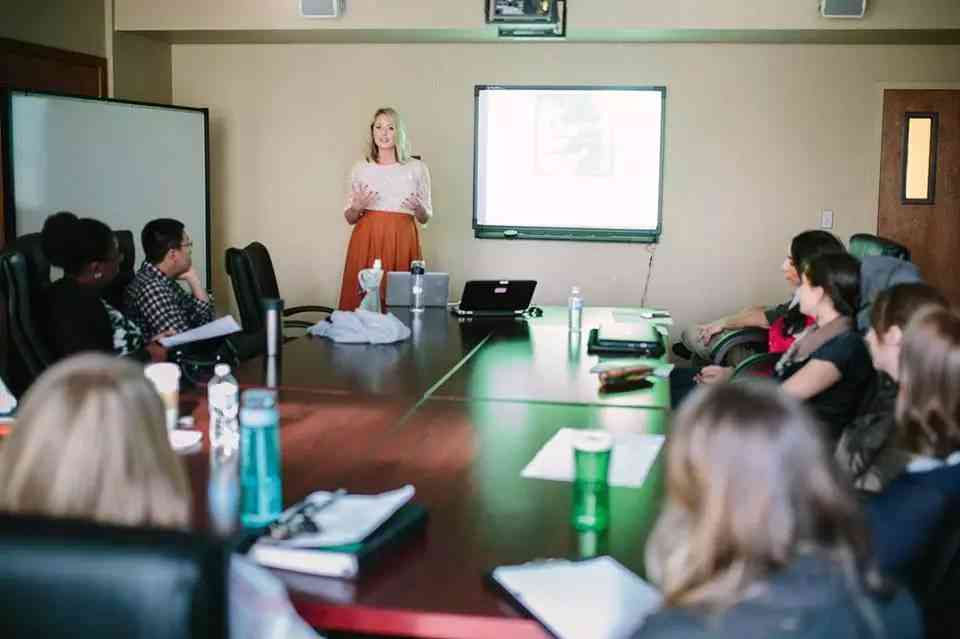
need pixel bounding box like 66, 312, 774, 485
385, 271, 450, 307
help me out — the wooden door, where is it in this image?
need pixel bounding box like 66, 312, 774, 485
878, 89, 960, 305
0, 37, 107, 247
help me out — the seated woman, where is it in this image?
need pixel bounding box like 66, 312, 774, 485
40, 211, 166, 362
773, 252, 873, 441
0, 354, 321, 639
632, 382, 921, 639
672, 230, 845, 407
867, 308, 960, 577
836, 283, 948, 491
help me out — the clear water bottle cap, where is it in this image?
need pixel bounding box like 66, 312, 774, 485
214, 363, 231, 377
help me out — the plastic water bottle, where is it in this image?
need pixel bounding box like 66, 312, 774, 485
410, 259, 426, 313
568, 286, 584, 333
208, 363, 239, 455
357, 258, 383, 313
208, 446, 239, 536
240, 388, 282, 528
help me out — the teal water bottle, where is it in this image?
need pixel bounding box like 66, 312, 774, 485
240, 388, 282, 528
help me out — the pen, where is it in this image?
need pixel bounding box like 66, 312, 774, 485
269, 488, 347, 540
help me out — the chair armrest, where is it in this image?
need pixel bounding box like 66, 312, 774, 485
731, 352, 780, 381
708, 327, 769, 366
283, 305, 334, 316
282, 320, 315, 329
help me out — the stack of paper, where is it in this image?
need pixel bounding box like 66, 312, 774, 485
492, 556, 662, 639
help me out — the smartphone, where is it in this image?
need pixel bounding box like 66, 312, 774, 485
599, 377, 653, 394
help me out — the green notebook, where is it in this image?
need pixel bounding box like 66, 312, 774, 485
250, 503, 428, 579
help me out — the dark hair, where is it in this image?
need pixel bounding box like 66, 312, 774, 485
141, 219, 185, 264
870, 283, 949, 336
802, 252, 862, 318
784, 231, 847, 334
40, 211, 114, 276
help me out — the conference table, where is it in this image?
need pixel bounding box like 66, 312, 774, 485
190, 306, 673, 638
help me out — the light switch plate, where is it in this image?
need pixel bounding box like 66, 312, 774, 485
821, 209, 834, 229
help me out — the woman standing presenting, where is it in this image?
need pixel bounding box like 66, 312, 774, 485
338, 107, 432, 310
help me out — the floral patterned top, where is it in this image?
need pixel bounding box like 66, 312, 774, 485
102, 299, 146, 357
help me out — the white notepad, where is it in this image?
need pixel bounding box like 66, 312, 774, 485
492, 556, 662, 639
521, 429, 665, 488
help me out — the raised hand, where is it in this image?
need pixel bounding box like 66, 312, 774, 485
401, 193, 424, 216
350, 182, 378, 211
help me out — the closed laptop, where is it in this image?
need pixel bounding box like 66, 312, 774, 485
386, 272, 450, 307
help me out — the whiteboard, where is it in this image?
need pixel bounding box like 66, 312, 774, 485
7, 92, 210, 288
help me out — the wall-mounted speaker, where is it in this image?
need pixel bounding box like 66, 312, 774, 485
300, 0, 344, 18
820, 0, 866, 18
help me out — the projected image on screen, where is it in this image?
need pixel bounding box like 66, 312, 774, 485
474, 86, 665, 241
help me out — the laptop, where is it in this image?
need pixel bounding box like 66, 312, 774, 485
385, 271, 450, 307
450, 280, 537, 317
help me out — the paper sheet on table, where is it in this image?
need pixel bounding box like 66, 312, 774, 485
267, 485, 415, 548
159, 315, 242, 347
521, 428, 665, 487
612, 308, 674, 326
493, 556, 662, 639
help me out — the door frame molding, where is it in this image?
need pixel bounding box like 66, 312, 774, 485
871, 82, 960, 232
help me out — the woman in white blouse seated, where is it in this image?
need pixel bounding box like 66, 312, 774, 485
338, 106, 433, 310
0, 354, 321, 639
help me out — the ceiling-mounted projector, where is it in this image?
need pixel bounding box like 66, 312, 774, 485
485, 0, 566, 38
820, 0, 866, 18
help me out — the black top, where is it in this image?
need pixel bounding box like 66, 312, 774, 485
777, 330, 874, 439
632, 554, 921, 639
43, 277, 150, 362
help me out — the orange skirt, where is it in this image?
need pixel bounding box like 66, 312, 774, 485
338, 211, 422, 311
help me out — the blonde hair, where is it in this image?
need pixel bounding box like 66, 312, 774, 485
366, 107, 411, 163
897, 308, 960, 459
0, 354, 190, 528
646, 382, 880, 611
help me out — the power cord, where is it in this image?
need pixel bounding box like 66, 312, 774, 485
640, 243, 658, 309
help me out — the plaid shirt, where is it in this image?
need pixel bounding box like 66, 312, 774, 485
124, 261, 215, 340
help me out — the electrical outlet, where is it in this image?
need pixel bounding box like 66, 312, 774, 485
820, 209, 834, 229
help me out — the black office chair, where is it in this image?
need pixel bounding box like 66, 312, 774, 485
0, 513, 229, 639
0, 249, 55, 395
225, 242, 333, 345
849, 233, 911, 262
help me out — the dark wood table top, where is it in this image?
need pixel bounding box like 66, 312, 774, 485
234, 308, 495, 397
191, 306, 672, 638
184, 394, 667, 638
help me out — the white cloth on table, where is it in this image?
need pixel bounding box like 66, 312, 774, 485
308, 310, 411, 344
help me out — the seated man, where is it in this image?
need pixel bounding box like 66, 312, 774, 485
124, 218, 214, 340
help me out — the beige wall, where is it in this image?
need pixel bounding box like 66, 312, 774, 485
113, 32, 172, 103
0, 0, 107, 57
119, 0, 960, 32
171, 43, 960, 330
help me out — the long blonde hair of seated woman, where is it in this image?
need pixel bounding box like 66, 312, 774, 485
646, 381, 884, 612
0, 354, 190, 528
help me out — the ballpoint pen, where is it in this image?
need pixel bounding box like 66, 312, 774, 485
269, 489, 347, 540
